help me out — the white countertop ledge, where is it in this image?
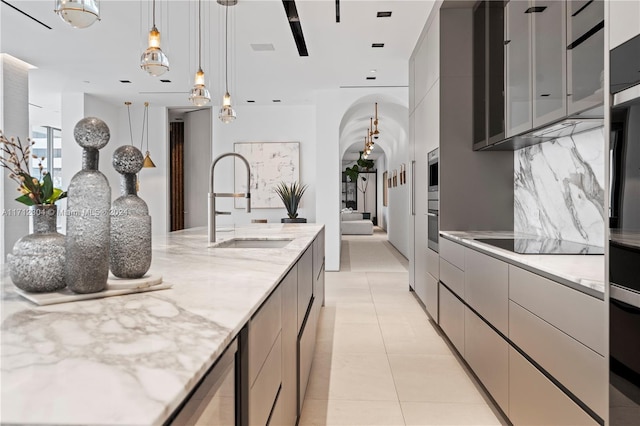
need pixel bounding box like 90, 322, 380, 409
0, 223, 324, 426
440, 231, 605, 299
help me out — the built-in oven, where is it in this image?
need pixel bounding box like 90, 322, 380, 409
427, 148, 439, 252
609, 33, 640, 422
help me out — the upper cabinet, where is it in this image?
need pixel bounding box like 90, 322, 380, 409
505, 0, 532, 137
609, 0, 640, 49
567, 0, 604, 115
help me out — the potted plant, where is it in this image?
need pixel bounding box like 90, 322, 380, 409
344, 152, 375, 219
0, 132, 68, 292
274, 181, 308, 223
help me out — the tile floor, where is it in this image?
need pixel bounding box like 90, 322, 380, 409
299, 229, 506, 425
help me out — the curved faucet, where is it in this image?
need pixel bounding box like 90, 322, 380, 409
208, 152, 252, 244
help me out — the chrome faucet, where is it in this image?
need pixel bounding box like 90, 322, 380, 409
208, 153, 251, 244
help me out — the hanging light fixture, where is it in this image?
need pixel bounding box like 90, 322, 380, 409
189, 0, 211, 107
140, 0, 169, 76
218, 1, 236, 123
54, 0, 100, 28
373, 102, 380, 139
141, 102, 156, 168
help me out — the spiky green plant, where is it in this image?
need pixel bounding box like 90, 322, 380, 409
274, 181, 308, 219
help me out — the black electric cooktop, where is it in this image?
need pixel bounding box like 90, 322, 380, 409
475, 238, 604, 255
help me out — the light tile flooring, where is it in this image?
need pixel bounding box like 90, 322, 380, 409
299, 229, 506, 426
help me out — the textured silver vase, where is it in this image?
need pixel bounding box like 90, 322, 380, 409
65, 117, 111, 294
7, 205, 66, 293
110, 145, 152, 278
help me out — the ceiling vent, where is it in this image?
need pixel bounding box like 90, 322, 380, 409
366, 76, 377, 80
247, 100, 256, 103
377, 11, 392, 17
251, 43, 276, 51
372, 43, 385, 48
160, 79, 171, 83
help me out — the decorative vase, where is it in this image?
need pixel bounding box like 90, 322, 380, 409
7, 205, 66, 293
281, 218, 307, 223
65, 117, 111, 294
110, 145, 152, 278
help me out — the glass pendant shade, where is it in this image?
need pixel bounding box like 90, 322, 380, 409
189, 69, 211, 107
140, 27, 169, 76
55, 0, 100, 28
219, 92, 236, 123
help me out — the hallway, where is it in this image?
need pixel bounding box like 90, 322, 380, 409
299, 229, 505, 425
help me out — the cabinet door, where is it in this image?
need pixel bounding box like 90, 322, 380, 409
487, 0, 505, 144
297, 247, 313, 333
567, 0, 604, 115
280, 267, 298, 426
439, 282, 465, 355
532, 0, 567, 127
609, 0, 640, 49
472, 1, 487, 149
425, 273, 439, 322
505, 0, 533, 137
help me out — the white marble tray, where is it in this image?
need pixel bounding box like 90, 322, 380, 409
15, 273, 170, 306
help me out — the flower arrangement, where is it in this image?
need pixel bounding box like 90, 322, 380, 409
0, 131, 67, 206
274, 181, 307, 219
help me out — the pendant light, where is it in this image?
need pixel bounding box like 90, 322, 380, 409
54, 0, 100, 28
373, 102, 380, 139
141, 102, 156, 168
218, 1, 236, 123
140, 0, 169, 76
189, 0, 211, 107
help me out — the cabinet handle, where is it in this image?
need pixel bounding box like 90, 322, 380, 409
411, 161, 416, 216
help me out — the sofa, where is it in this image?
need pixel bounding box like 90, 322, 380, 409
341, 210, 374, 235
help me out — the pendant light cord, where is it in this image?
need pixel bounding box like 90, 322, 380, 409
225, 3, 229, 93
152, 0, 156, 27
140, 103, 149, 151
198, 0, 202, 70
145, 103, 150, 152
126, 102, 134, 146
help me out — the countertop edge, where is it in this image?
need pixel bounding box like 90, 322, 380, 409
439, 232, 604, 300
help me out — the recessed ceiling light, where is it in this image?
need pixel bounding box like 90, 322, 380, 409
247, 100, 256, 103
119, 80, 132, 83
160, 79, 171, 83
377, 11, 392, 18
251, 43, 275, 51
272, 100, 281, 103
370, 69, 377, 73
366, 76, 377, 80
372, 43, 385, 48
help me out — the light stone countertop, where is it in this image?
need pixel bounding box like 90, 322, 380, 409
440, 231, 605, 299
0, 223, 324, 426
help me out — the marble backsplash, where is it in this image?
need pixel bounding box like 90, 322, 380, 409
514, 127, 605, 246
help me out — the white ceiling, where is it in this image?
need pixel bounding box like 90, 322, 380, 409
1, 0, 433, 131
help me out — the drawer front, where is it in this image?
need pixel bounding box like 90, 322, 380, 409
313, 231, 325, 281
427, 247, 439, 280
249, 285, 282, 387
297, 247, 313, 332
298, 297, 317, 412
314, 264, 325, 308
439, 283, 465, 355
509, 301, 607, 418
465, 248, 509, 334
509, 347, 597, 425
439, 238, 465, 270
509, 266, 605, 355
440, 258, 464, 299
464, 307, 509, 414
250, 333, 282, 426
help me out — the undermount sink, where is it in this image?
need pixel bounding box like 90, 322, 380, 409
209, 237, 294, 249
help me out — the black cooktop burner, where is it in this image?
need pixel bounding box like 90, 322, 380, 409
475, 238, 604, 255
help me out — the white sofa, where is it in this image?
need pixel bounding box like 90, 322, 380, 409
341, 211, 374, 235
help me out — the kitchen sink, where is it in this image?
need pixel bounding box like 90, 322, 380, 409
209, 237, 293, 249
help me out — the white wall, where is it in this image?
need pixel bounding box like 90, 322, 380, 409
184, 108, 212, 229
377, 154, 388, 230
212, 104, 317, 226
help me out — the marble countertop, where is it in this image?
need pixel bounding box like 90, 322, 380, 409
0, 223, 323, 425
440, 231, 605, 299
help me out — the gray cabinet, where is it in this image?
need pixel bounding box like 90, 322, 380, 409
298, 297, 317, 413
509, 347, 598, 425
532, 0, 567, 127
609, 0, 640, 49
566, 0, 604, 115
439, 282, 465, 355
297, 247, 313, 332
279, 266, 298, 426
505, 0, 533, 137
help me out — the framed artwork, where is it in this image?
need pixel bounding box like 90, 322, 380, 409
234, 142, 300, 208
399, 164, 405, 185
393, 169, 398, 187
383, 171, 388, 206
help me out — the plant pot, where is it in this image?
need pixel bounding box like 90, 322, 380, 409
7, 204, 66, 293
281, 218, 307, 223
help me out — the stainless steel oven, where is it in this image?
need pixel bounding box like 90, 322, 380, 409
427, 201, 439, 252
428, 148, 439, 200
427, 148, 439, 252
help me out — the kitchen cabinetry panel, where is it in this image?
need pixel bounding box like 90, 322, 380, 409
465, 307, 509, 414
249, 285, 282, 387
426, 247, 439, 280
509, 301, 606, 418
609, 0, 640, 49
439, 283, 465, 355
532, 0, 567, 127
464, 248, 509, 335
298, 297, 317, 413
439, 258, 464, 299
249, 333, 282, 426
425, 273, 439, 322
505, 0, 533, 137
509, 265, 605, 355
439, 238, 465, 270
297, 247, 313, 332
280, 266, 298, 426
509, 347, 597, 425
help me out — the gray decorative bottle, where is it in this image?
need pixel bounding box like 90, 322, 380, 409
110, 145, 151, 278
65, 117, 111, 294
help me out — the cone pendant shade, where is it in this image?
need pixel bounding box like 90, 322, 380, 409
143, 151, 156, 168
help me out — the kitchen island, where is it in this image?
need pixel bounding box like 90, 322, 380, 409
0, 223, 324, 425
